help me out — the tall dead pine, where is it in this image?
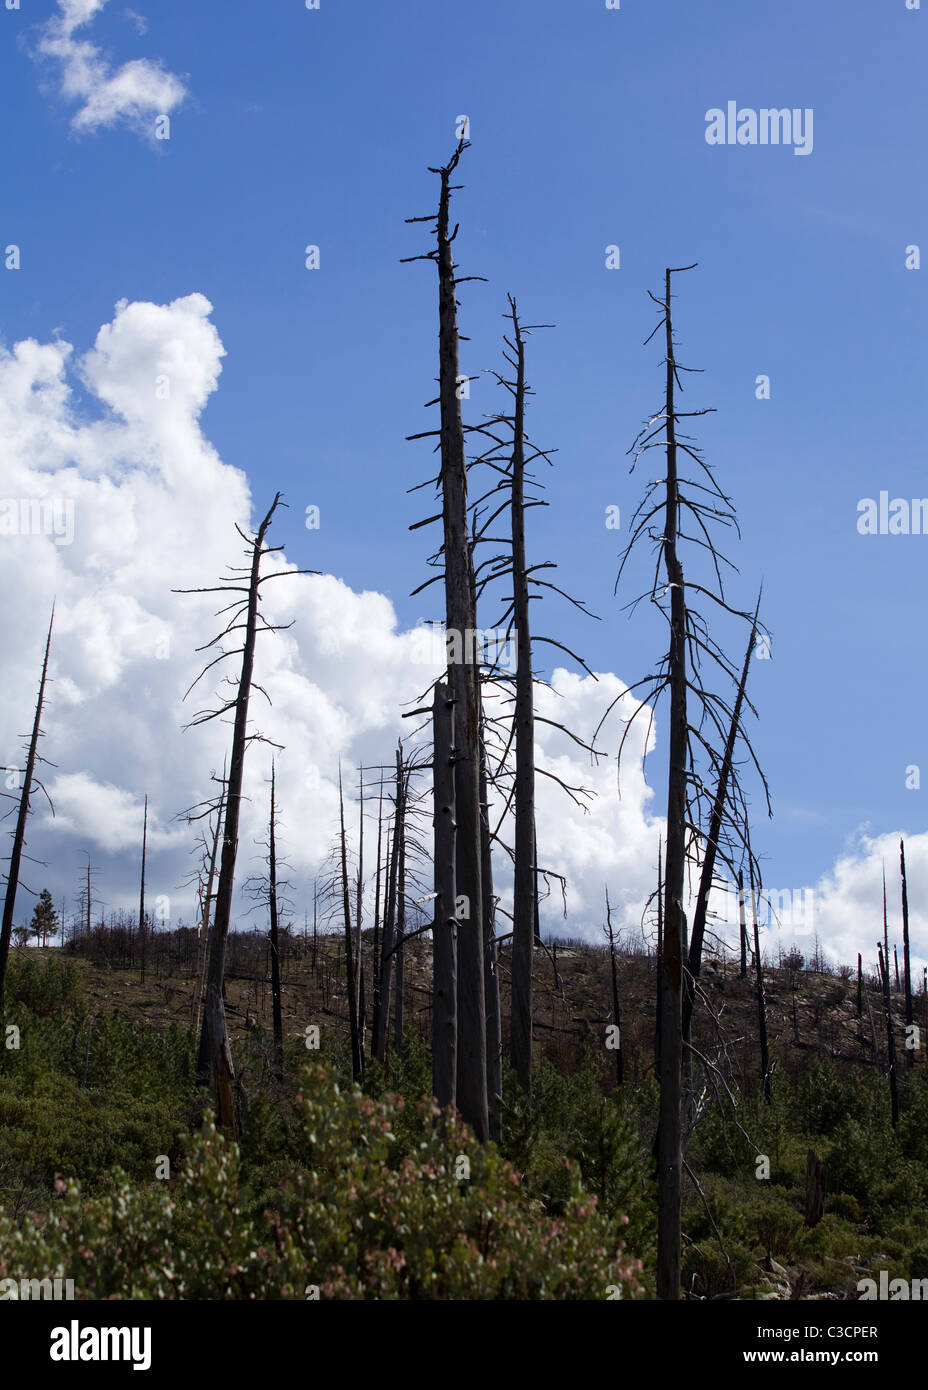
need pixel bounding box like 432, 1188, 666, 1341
178, 493, 309, 1130
878, 942, 900, 1127
900, 839, 915, 1068
404, 140, 487, 1140
268, 762, 284, 1081
0, 606, 54, 1014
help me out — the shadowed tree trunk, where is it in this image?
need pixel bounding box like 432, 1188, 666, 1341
0, 606, 54, 1014
739, 869, 748, 979
480, 735, 502, 1134
431, 681, 457, 1108
878, 942, 900, 1127
857, 953, 863, 1020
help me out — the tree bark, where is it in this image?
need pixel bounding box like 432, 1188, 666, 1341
433, 146, 488, 1141
657, 269, 687, 1301
479, 734, 502, 1132
432, 681, 458, 1109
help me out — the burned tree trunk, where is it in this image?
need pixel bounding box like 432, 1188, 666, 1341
432, 681, 457, 1108
606, 889, 623, 1087
750, 858, 772, 1104
393, 767, 407, 1053
739, 870, 748, 979
804, 1149, 827, 1228
0, 607, 54, 1014
508, 299, 536, 1096
900, 839, 914, 1068
355, 769, 365, 1044
372, 747, 402, 1064
656, 267, 690, 1301
878, 943, 900, 1127
406, 140, 487, 1139
268, 763, 284, 1081
655, 840, 663, 1076
339, 764, 363, 1082
683, 606, 758, 1051
182, 493, 301, 1130
138, 795, 148, 985
192, 788, 223, 1036
480, 735, 502, 1132
857, 952, 863, 1020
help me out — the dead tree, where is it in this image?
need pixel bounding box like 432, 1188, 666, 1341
268, 762, 284, 1080
355, 768, 365, 1048
479, 736, 502, 1133
431, 681, 457, 1107
404, 140, 487, 1139
0, 607, 55, 1013
739, 869, 748, 979
468, 298, 597, 1098
190, 784, 224, 1034
856, 952, 863, 1020
606, 266, 762, 1298
878, 942, 900, 1127
900, 839, 915, 1067
683, 600, 762, 1052
372, 746, 403, 1064
176, 493, 309, 1129
507, 300, 537, 1094
393, 771, 407, 1052
138, 795, 148, 984
882, 864, 889, 978
750, 853, 771, 1104
338, 764, 363, 1081
605, 888, 623, 1087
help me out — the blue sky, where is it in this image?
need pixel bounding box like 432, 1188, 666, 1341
1, 0, 927, 956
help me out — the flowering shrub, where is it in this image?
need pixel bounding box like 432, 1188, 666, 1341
0, 1062, 644, 1300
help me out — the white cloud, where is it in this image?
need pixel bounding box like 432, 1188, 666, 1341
36, 0, 186, 138
0, 293, 924, 979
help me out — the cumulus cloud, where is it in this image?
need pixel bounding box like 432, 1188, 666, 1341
0, 292, 924, 975
36, 0, 186, 137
